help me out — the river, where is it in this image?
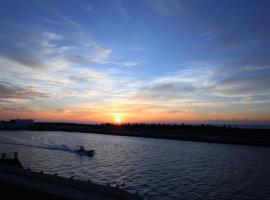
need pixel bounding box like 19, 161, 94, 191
0, 131, 270, 200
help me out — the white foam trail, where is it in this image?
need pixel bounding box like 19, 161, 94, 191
0, 135, 76, 153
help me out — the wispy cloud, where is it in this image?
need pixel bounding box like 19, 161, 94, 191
44, 7, 137, 67
50, 9, 85, 31
0, 81, 50, 100
113, 0, 132, 19
84, 4, 94, 13
135, 62, 270, 108
147, 0, 182, 16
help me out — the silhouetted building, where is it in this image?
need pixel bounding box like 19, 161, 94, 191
9, 119, 34, 128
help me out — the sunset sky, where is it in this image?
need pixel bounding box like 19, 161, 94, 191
0, 0, 270, 123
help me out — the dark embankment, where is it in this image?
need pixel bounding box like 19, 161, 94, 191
0, 181, 68, 200
1, 122, 270, 147
0, 152, 142, 200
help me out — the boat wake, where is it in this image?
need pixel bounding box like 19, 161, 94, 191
0, 135, 75, 153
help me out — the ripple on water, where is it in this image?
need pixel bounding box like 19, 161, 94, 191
1, 131, 270, 200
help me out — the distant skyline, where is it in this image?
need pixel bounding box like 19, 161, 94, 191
0, 0, 270, 124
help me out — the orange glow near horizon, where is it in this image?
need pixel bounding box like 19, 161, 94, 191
1, 106, 270, 124
114, 116, 122, 124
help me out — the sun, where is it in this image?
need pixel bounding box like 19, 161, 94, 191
114, 116, 122, 124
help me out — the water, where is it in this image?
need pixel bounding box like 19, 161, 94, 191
0, 131, 270, 200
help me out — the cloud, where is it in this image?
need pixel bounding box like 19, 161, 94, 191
113, 0, 132, 19
147, 0, 182, 16
0, 81, 50, 100
84, 5, 94, 13
68, 68, 109, 83
46, 8, 137, 67
111, 61, 138, 67
67, 46, 137, 67
67, 48, 111, 64
51, 9, 84, 30
0, 25, 46, 69
139, 82, 196, 100
133, 62, 270, 109
0, 10, 137, 71
213, 77, 270, 97
82, 46, 112, 64
43, 32, 62, 40
0, 104, 40, 113
211, 66, 270, 98
0, 23, 71, 70
240, 96, 270, 105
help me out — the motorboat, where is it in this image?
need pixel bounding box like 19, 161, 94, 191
74, 146, 95, 156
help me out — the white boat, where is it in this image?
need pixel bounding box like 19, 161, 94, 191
74, 146, 95, 156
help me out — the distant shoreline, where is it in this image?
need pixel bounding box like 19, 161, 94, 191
1, 122, 270, 147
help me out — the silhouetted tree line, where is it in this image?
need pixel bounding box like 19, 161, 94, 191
2, 120, 270, 147
99, 123, 235, 130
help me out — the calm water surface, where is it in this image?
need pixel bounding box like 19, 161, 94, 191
0, 131, 270, 200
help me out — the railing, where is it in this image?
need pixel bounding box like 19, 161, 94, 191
1, 152, 18, 160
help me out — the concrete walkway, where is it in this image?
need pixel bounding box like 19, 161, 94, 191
0, 170, 121, 200
0, 165, 141, 200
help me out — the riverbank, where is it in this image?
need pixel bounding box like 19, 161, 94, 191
1, 122, 270, 147
0, 152, 142, 200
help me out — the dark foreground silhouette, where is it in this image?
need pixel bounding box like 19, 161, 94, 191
1, 120, 270, 147
0, 152, 142, 200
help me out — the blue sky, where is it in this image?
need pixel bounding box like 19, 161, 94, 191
0, 0, 270, 123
